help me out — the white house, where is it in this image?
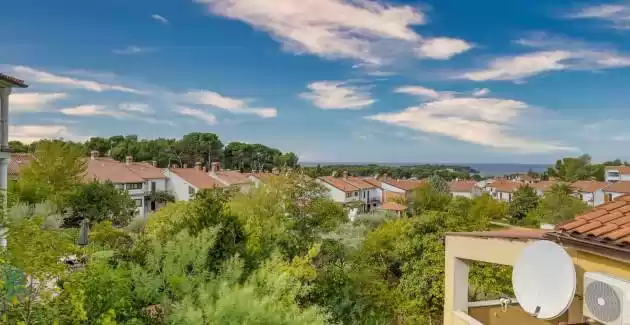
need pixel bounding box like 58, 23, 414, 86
207, 162, 252, 193
571, 180, 608, 207
484, 179, 520, 202
85, 152, 167, 217
605, 166, 630, 182
317, 173, 381, 212
602, 181, 630, 204
163, 166, 226, 201
448, 180, 481, 198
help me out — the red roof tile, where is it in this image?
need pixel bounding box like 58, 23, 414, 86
571, 180, 608, 193
379, 201, 407, 211
487, 179, 521, 193
319, 176, 359, 192
210, 170, 251, 186
605, 166, 630, 174
0, 73, 28, 88
85, 158, 145, 183
362, 178, 382, 188
556, 195, 630, 247
449, 180, 477, 193
125, 162, 166, 179
381, 179, 426, 191
604, 181, 630, 194
530, 180, 558, 192
170, 168, 226, 189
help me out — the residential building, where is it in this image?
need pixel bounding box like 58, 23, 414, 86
602, 180, 630, 204
362, 178, 384, 203
484, 179, 520, 202
85, 152, 166, 217
379, 178, 426, 201
164, 166, 226, 201
207, 162, 252, 193
605, 166, 630, 182
317, 172, 380, 212
529, 180, 556, 196
571, 180, 607, 206
509, 173, 535, 184
449, 180, 480, 198
443, 195, 630, 325
377, 201, 407, 217
0, 74, 28, 201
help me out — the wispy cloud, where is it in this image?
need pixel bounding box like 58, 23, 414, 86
367, 89, 576, 153
7, 65, 143, 94
112, 46, 154, 55
10, 92, 68, 113
182, 90, 277, 118
10, 125, 89, 143
300, 81, 375, 109
151, 14, 169, 24
472, 88, 490, 97
456, 34, 630, 81
176, 106, 217, 125
564, 2, 630, 30
59, 104, 121, 118
394, 85, 454, 100
118, 103, 152, 114
196, 0, 471, 65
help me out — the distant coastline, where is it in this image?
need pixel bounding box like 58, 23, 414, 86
300, 162, 550, 177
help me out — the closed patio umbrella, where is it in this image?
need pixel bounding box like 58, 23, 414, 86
77, 219, 89, 247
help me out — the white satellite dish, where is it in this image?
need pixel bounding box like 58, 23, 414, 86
512, 240, 576, 320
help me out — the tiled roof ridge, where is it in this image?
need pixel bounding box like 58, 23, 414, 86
0, 73, 28, 88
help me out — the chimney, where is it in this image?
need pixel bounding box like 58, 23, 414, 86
90, 150, 99, 160
151, 160, 157, 167
211, 162, 220, 173
125, 156, 133, 165
195, 161, 202, 170
272, 167, 280, 175
343, 171, 348, 179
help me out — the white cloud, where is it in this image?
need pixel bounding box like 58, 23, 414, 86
565, 3, 630, 30
300, 81, 375, 109
118, 103, 152, 114
183, 90, 277, 118
415, 37, 473, 60
8, 65, 142, 94
472, 88, 490, 97
394, 85, 454, 100
151, 14, 170, 24
196, 0, 471, 64
10, 92, 68, 112
457, 34, 630, 81
112, 46, 153, 55
10, 125, 89, 143
366, 95, 576, 153
177, 106, 218, 125
59, 104, 121, 117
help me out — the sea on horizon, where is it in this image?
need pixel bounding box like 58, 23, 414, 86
300, 162, 550, 177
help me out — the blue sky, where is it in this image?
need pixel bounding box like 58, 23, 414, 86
2, 0, 630, 163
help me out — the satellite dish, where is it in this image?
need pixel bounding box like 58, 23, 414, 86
512, 240, 576, 320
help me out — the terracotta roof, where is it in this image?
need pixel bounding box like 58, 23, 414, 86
379, 201, 407, 212
571, 180, 608, 193
446, 229, 550, 240
487, 179, 521, 193
530, 180, 557, 192
555, 195, 630, 246
170, 168, 226, 189
210, 170, 251, 186
8, 153, 33, 177
604, 181, 630, 194
125, 162, 166, 179
381, 179, 426, 191
319, 176, 359, 192
516, 174, 536, 182
449, 180, 477, 193
85, 158, 145, 183
606, 166, 630, 174
0, 73, 28, 88
342, 177, 376, 190
362, 178, 382, 188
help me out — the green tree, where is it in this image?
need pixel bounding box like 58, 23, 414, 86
526, 188, 588, 226
63, 181, 136, 227
547, 154, 602, 181
508, 185, 540, 222
409, 185, 452, 216
427, 174, 449, 194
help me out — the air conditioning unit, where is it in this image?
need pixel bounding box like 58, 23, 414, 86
583, 272, 630, 325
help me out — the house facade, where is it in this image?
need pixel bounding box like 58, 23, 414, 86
601, 181, 630, 204
443, 195, 630, 325
164, 166, 226, 201
207, 162, 252, 193
317, 173, 381, 212
449, 180, 480, 198
605, 166, 630, 182
484, 179, 520, 202
571, 180, 607, 207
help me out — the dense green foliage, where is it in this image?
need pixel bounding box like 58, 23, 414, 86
546, 154, 630, 182
63, 181, 137, 227
507, 185, 539, 222
302, 163, 479, 180
9, 132, 298, 171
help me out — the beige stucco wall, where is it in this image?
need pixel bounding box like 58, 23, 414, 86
444, 235, 630, 325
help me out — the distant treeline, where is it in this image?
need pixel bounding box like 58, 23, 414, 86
9, 132, 299, 172
302, 164, 479, 181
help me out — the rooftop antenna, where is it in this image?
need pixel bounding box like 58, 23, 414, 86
512, 240, 576, 320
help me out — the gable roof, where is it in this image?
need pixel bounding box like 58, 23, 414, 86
449, 180, 477, 193
379, 201, 407, 212
342, 177, 376, 190
85, 158, 145, 183
605, 166, 630, 174
124, 162, 167, 180
487, 179, 521, 193
319, 176, 359, 192
170, 168, 226, 189
381, 179, 426, 191
8, 153, 34, 177
604, 181, 630, 194
529, 180, 557, 192
571, 180, 608, 193
210, 170, 251, 186
362, 178, 382, 188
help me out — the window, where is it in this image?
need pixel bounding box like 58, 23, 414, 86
345, 192, 351, 198
189, 186, 196, 196
151, 181, 156, 192
134, 199, 142, 207
126, 183, 143, 190
114, 184, 124, 190
363, 191, 366, 198
354, 191, 358, 197
607, 193, 614, 202
608, 172, 620, 178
